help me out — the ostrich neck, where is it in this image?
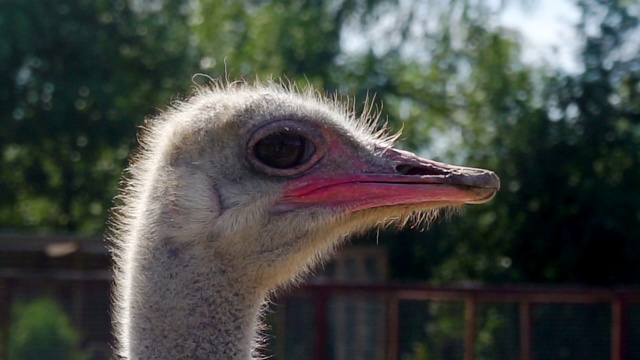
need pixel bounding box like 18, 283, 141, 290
124, 233, 265, 359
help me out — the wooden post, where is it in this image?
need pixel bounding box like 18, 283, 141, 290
72, 251, 84, 332
519, 301, 532, 360
274, 299, 287, 360
464, 296, 477, 360
386, 295, 399, 360
611, 298, 628, 360
314, 290, 329, 360
0, 279, 11, 360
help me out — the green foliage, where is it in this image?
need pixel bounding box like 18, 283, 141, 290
0, 0, 198, 233
400, 301, 464, 360
364, 4, 547, 284
0, 0, 395, 234
1, 0, 639, 286
475, 304, 519, 360
191, 0, 395, 89
489, 0, 640, 284
379, 0, 640, 285
3, 0, 639, 357
9, 298, 86, 360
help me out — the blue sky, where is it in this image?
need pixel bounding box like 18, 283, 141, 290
499, 0, 581, 73
342, 0, 582, 74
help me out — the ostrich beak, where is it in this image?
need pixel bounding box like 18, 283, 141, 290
275, 148, 500, 213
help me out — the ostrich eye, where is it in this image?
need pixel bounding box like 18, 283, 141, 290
247, 120, 324, 175
254, 131, 315, 169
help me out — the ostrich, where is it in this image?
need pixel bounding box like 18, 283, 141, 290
109, 80, 499, 359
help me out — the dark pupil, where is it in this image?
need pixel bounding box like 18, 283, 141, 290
254, 132, 307, 169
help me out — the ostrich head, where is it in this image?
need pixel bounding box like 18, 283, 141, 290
111, 80, 499, 359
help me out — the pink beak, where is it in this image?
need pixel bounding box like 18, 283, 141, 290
274, 148, 500, 214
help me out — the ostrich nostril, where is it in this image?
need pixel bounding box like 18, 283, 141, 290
395, 164, 445, 176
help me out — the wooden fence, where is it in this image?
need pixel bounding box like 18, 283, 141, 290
286, 283, 640, 360
1, 270, 639, 359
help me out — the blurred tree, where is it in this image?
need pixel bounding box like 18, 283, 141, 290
3, 1, 638, 359
191, 0, 397, 89
382, 0, 640, 285
0, 0, 398, 234
343, 2, 546, 283
1, 0, 638, 286
0, 0, 198, 233
503, 0, 640, 284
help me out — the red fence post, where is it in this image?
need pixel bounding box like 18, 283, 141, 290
314, 289, 329, 360
611, 298, 628, 360
464, 296, 477, 360
519, 301, 532, 360
387, 294, 399, 360
0, 279, 10, 360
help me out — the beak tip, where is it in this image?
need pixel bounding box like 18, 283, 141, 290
452, 169, 500, 191
486, 171, 501, 191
